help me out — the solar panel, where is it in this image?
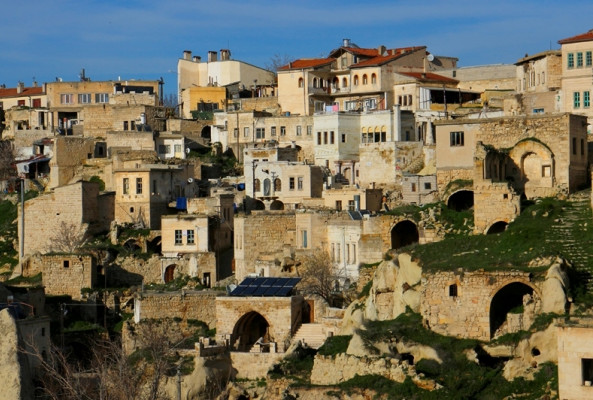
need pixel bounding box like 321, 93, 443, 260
229, 277, 301, 297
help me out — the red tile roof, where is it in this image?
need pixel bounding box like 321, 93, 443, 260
278, 58, 335, 71
558, 29, 593, 44
398, 72, 458, 84
350, 46, 426, 68
0, 87, 44, 99
343, 47, 379, 57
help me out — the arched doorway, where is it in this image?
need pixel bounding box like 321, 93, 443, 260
164, 264, 176, 283
253, 200, 265, 210
231, 311, 270, 352
270, 200, 284, 210
200, 126, 211, 140
447, 190, 474, 211
487, 221, 508, 235
489, 282, 534, 339
391, 220, 419, 249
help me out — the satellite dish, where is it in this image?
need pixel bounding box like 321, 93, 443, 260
187, 178, 194, 183
426, 54, 435, 62
185, 148, 190, 154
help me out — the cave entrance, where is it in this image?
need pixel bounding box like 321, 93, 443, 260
486, 221, 508, 235
231, 311, 270, 352
489, 282, 534, 339
391, 220, 419, 250
447, 190, 474, 211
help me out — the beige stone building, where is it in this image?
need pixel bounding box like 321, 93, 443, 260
513, 50, 563, 115
42, 254, 97, 299
177, 49, 275, 119
277, 40, 455, 116
0, 82, 49, 139
45, 79, 161, 137
557, 318, 593, 399
18, 181, 114, 257
559, 29, 593, 129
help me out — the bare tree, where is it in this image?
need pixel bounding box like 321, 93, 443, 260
49, 221, 89, 253
265, 54, 293, 73
296, 249, 343, 304
0, 140, 17, 181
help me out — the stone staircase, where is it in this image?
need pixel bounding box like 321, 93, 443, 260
546, 190, 593, 290
292, 323, 327, 349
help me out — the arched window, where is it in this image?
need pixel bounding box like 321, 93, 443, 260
274, 178, 282, 192
354, 75, 359, 86
254, 179, 261, 192
342, 77, 348, 87
298, 77, 304, 88
313, 78, 318, 88
363, 74, 368, 85
371, 73, 377, 84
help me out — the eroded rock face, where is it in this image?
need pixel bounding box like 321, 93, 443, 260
0, 309, 32, 400
541, 257, 570, 314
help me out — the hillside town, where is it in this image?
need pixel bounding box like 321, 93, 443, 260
2, 29, 593, 399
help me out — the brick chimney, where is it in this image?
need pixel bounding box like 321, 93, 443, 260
208, 51, 218, 62
17, 81, 24, 94
220, 49, 231, 61
183, 50, 192, 60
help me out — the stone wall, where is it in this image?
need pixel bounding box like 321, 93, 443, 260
557, 319, 593, 399
105, 131, 154, 154
216, 296, 303, 353
42, 254, 97, 299
473, 181, 520, 233
49, 136, 96, 188
135, 290, 220, 328
420, 270, 541, 341
311, 353, 408, 385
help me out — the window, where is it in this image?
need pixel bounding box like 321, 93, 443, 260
574, 92, 581, 108
254, 179, 260, 192
346, 244, 350, 263
296, 125, 302, 136
95, 93, 109, 103
354, 75, 359, 86
336, 200, 342, 211
307, 125, 312, 135
233, 128, 238, 137
330, 131, 335, 144
449, 284, 458, 297
289, 177, 295, 190
577, 52, 584, 67
341, 134, 346, 143
78, 93, 91, 104
60, 94, 73, 104
371, 73, 377, 84
324, 131, 328, 144
411, 183, 417, 192
256, 127, 265, 139
348, 200, 355, 211
585, 91, 590, 108
274, 178, 281, 191
568, 53, 574, 68
336, 243, 341, 262
123, 121, 129, 130
533, 108, 544, 114
243, 127, 249, 137
424, 182, 432, 190
302, 230, 308, 248
298, 77, 304, 88
280, 126, 286, 136
345, 100, 357, 111
450, 131, 464, 146
33, 98, 41, 107
174, 144, 182, 153
187, 229, 195, 244
175, 230, 182, 245
17, 100, 25, 106
362, 74, 368, 84
588, 51, 593, 67
342, 77, 348, 87
271, 126, 277, 136
317, 132, 322, 145
365, 98, 377, 110
582, 358, 593, 386
123, 178, 129, 194
136, 178, 143, 194
297, 176, 303, 190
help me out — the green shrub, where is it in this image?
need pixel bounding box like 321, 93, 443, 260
317, 335, 351, 356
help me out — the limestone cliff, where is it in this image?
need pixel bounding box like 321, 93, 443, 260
0, 309, 33, 400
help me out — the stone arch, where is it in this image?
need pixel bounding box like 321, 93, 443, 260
263, 178, 271, 196
274, 178, 282, 192
342, 77, 348, 87
298, 77, 304, 88
390, 220, 419, 249
270, 200, 284, 210
253, 200, 265, 210
508, 139, 554, 198
200, 125, 211, 140
164, 264, 176, 283
488, 281, 539, 339
447, 190, 474, 211
231, 311, 270, 352
486, 221, 508, 235
332, 77, 339, 88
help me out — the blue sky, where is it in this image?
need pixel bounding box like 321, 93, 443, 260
2, 0, 593, 96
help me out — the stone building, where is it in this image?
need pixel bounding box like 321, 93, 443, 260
1, 82, 49, 139
557, 318, 593, 399
18, 181, 114, 258
48, 136, 97, 189
41, 254, 97, 299
513, 50, 562, 115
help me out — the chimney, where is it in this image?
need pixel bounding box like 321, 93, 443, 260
183, 50, 192, 60
208, 51, 218, 62
192, 56, 201, 62
33, 80, 38, 88
342, 38, 351, 47
220, 49, 231, 61
377, 45, 386, 56
17, 81, 24, 94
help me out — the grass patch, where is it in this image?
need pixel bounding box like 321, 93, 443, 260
317, 335, 351, 356
357, 280, 373, 299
